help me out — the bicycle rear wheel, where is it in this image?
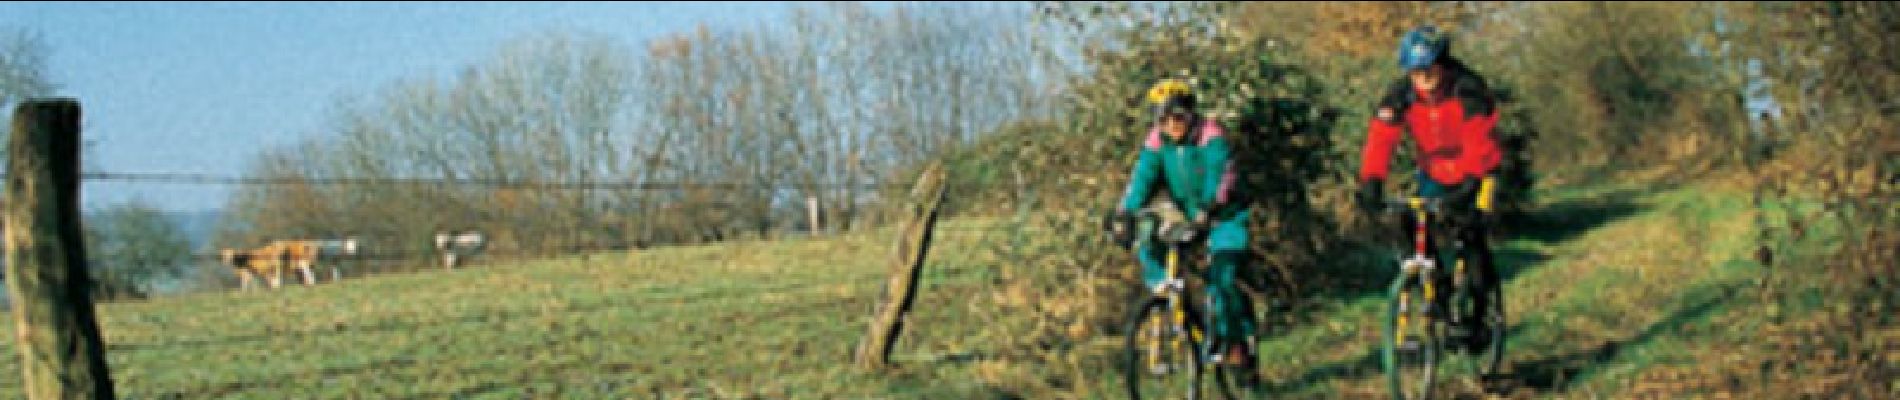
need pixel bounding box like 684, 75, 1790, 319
1446, 261, 1507, 373
1383, 278, 1440, 400
1125, 296, 1207, 400
1211, 349, 1258, 399
1211, 291, 1261, 399
1473, 284, 1506, 377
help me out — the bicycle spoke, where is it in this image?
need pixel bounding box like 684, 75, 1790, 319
1127, 300, 1203, 399
1386, 282, 1439, 400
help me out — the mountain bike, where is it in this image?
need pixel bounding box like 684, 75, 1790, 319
1111, 209, 1257, 400
1378, 196, 1506, 400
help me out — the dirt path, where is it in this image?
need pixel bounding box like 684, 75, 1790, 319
1241, 183, 1763, 399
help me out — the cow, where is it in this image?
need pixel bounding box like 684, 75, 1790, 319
307, 237, 360, 281
434, 231, 486, 270
218, 240, 323, 290
218, 247, 269, 291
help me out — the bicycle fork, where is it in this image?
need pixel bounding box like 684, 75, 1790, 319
1397, 205, 1438, 348
1146, 248, 1193, 373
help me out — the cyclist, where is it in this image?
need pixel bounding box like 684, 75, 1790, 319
1355, 25, 1504, 350
1106, 78, 1256, 368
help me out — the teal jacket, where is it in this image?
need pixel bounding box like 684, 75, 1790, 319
1119, 120, 1239, 220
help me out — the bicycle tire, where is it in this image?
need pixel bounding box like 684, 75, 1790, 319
1477, 284, 1506, 377
1441, 278, 1506, 395
1448, 259, 1506, 379
1383, 277, 1440, 400
1210, 293, 1261, 399
1125, 296, 1207, 400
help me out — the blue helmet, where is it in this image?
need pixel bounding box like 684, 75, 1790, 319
1397, 26, 1450, 71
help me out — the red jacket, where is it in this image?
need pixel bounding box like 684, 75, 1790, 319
1360, 76, 1502, 185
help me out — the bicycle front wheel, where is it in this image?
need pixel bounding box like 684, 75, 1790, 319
1125, 296, 1207, 400
1383, 278, 1440, 400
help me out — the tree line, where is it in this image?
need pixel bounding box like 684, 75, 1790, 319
215, 2, 1065, 273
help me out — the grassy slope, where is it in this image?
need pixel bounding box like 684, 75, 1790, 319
0, 179, 1840, 399
0, 221, 1016, 399
1224, 178, 1775, 399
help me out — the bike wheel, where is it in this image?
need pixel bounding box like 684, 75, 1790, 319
1449, 265, 1507, 373
1211, 349, 1257, 399
1477, 284, 1506, 377
1441, 282, 1506, 395
1211, 291, 1261, 399
1125, 296, 1206, 400
1383, 279, 1439, 400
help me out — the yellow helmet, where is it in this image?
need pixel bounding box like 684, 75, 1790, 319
1146, 79, 1193, 106
1146, 79, 1196, 120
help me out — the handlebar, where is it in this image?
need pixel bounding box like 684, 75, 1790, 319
1379, 195, 1447, 215
1105, 207, 1205, 246
1153, 220, 1204, 246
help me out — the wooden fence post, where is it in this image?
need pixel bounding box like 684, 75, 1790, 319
854, 163, 947, 371
806, 196, 821, 234
5, 98, 117, 399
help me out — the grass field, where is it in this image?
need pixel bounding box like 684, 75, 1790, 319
0, 178, 1870, 399
0, 224, 1018, 399
1230, 180, 1774, 398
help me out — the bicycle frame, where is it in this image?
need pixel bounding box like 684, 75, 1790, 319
1144, 227, 1202, 372
1121, 208, 1262, 399
1394, 197, 1438, 342
1391, 196, 1479, 336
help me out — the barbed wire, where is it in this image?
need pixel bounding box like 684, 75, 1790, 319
72, 172, 903, 190
57, 171, 1035, 194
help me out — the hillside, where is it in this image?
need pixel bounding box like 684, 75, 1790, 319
4, 177, 1873, 399
0, 220, 1016, 399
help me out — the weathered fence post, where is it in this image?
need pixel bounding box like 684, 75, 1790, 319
855, 163, 947, 371
5, 98, 117, 399
806, 195, 821, 234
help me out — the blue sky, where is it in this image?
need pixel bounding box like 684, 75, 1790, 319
1, 1, 802, 212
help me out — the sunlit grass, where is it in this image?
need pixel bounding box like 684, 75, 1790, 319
0, 226, 1008, 399
0, 179, 1862, 399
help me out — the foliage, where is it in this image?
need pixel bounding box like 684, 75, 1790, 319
84, 201, 196, 300
1702, 2, 1900, 396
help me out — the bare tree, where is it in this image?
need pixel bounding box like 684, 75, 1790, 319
1, 27, 57, 159
223, 3, 1068, 262
0, 28, 54, 107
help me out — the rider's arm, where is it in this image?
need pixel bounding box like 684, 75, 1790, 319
1119, 130, 1164, 213
1362, 81, 1409, 183
1361, 112, 1403, 183
1198, 122, 1236, 220
1454, 77, 1503, 180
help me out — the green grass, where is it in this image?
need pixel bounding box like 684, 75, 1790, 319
0, 178, 1850, 399
1219, 179, 1777, 398
0, 231, 1016, 399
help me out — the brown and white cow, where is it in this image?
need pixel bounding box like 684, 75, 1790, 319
219, 240, 321, 290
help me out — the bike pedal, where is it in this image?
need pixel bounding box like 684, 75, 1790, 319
1148, 363, 1176, 376
1447, 325, 1473, 339
1397, 337, 1423, 351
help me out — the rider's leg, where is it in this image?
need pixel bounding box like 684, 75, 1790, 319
1207, 250, 1255, 362
1206, 210, 1256, 362
1466, 175, 1501, 338
1135, 217, 1168, 292
1463, 214, 1499, 328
